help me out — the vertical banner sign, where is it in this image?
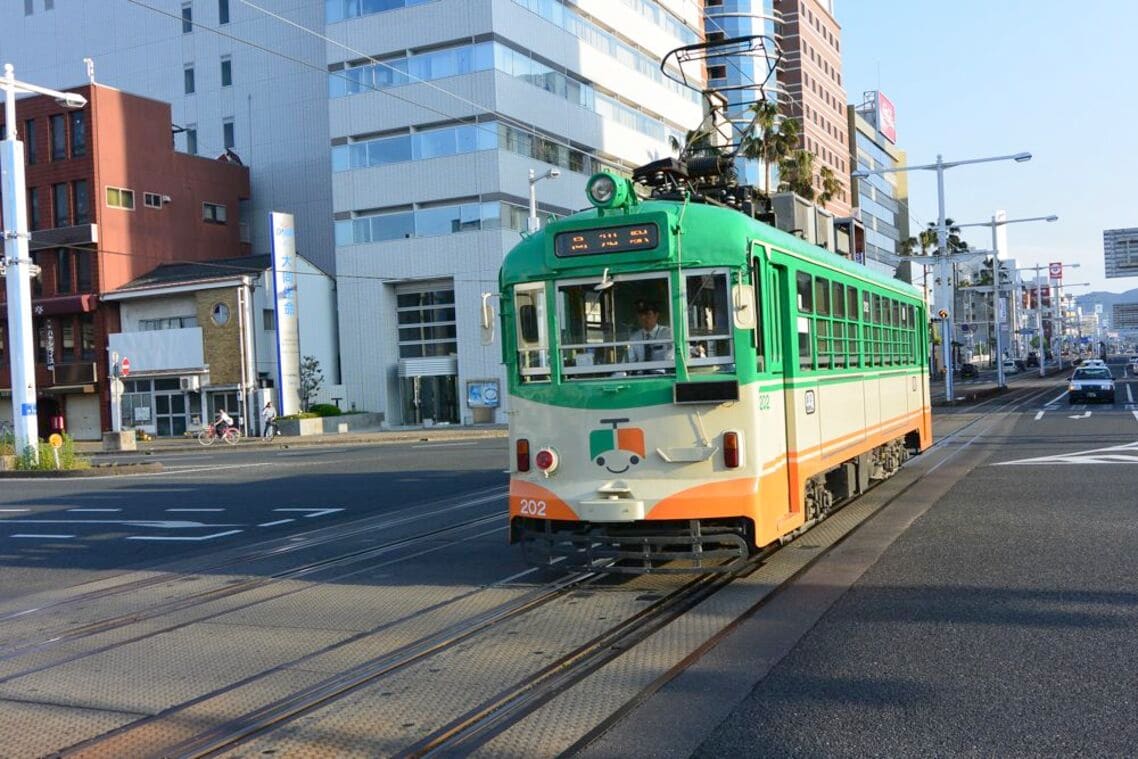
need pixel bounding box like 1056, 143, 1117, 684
1049, 262, 1063, 280
270, 212, 301, 416
876, 91, 897, 144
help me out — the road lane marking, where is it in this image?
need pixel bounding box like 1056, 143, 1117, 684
410, 442, 481, 448
1068, 411, 1092, 420
995, 441, 1138, 465
0, 519, 241, 529
126, 530, 244, 542
11, 534, 75, 539
0, 509, 31, 513
67, 508, 122, 513
273, 508, 344, 518
257, 519, 295, 527
1046, 389, 1069, 406
1129, 384, 1135, 404
1034, 411, 1045, 421
166, 508, 225, 512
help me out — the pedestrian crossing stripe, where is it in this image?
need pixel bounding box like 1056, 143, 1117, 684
994, 441, 1138, 466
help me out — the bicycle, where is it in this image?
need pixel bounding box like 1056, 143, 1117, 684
197, 424, 242, 446
262, 419, 279, 441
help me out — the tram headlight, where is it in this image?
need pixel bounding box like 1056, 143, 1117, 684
586, 172, 630, 209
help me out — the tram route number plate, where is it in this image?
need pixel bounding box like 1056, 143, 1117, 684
554, 223, 659, 257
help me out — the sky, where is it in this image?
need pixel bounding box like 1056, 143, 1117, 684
838, 0, 1138, 295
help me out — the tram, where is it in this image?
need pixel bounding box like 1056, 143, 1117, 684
496, 164, 932, 573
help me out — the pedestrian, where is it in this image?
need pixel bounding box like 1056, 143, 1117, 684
261, 400, 278, 440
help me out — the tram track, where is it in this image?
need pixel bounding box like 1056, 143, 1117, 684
19, 395, 1049, 757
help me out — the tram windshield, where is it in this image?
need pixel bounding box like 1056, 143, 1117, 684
546, 270, 733, 379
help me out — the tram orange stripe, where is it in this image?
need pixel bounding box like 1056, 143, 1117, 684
509, 480, 579, 520
788, 406, 929, 462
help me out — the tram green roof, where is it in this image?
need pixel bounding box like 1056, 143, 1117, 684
501, 198, 922, 300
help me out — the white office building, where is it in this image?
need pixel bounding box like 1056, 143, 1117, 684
327, 0, 703, 424
4, 0, 704, 425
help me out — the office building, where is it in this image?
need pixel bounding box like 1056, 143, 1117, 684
1103, 227, 1138, 280
0, 84, 250, 438
848, 90, 909, 278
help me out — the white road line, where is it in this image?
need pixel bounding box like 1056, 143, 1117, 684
273, 508, 344, 518
410, 442, 480, 448
1047, 389, 1069, 406
1129, 384, 1134, 404
1133, 410, 1138, 424
0, 509, 31, 513
67, 508, 122, 513
11, 534, 75, 539
1034, 411, 1045, 421
126, 530, 244, 542
166, 508, 225, 512
257, 519, 295, 527
0, 519, 240, 528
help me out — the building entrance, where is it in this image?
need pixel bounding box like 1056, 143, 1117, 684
400, 375, 458, 425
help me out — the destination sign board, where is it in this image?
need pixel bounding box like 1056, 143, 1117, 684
554, 223, 658, 257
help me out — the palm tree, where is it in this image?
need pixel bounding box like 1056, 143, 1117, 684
740, 101, 800, 201
777, 149, 817, 200
816, 165, 841, 209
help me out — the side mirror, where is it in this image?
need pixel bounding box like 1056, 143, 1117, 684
480, 293, 495, 346
731, 284, 755, 329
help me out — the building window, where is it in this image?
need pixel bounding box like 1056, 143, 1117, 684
67, 111, 86, 157
211, 303, 230, 326
72, 179, 90, 224
76, 253, 93, 293
144, 192, 163, 208
50, 113, 66, 160
218, 0, 229, 23
52, 182, 70, 227
57, 248, 72, 293
23, 119, 36, 164
184, 66, 195, 94
396, 288, 457, 358
186, 126, 198, 155
220, 56, 232, 86
80, 313, 95, 360
222, 118, 235, 149
24, 0, 32, 15
27, 187, 39, 230
203, 202, 227, 223
182, 2, 193, 32
139, 316, 198, 330
263, 309, 275, 331
106, 186, 135, 210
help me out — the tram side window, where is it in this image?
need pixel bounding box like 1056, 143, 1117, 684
846, 286, 859, 368
515, 284, 550, 382
814, 277, 831, 368
685, 271, 733, 369
796, 272, 813, 370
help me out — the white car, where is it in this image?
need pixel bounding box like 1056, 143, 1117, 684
1001, 358, 1019, 375
1068, 366, 1115, 404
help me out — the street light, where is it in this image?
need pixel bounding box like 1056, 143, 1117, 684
2, 63, 87, 462
956, 213, 1058, 388
851, 150, 1032, 402
527, 167, 560, 233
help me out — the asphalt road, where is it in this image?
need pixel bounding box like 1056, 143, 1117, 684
0, 438, 510, 598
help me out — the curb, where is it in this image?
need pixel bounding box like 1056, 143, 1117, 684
0, 461, 165, 478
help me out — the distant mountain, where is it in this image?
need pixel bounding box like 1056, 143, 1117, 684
1073, 287, 1138, 314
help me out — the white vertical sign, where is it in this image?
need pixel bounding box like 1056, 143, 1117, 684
270, 212, 301, 416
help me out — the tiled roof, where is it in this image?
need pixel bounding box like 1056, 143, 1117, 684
114, 255, 272, 291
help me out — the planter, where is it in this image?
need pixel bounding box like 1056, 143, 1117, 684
276, 412, 385, 437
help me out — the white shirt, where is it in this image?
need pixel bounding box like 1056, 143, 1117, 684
216, 410, 234, 426
630, 324, 674, 362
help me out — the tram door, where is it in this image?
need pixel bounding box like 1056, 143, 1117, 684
754, 250, 795, 514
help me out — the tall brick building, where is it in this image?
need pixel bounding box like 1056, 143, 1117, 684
0, 83, 250, 439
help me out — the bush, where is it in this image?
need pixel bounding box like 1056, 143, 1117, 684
308, 403, 342, 417
0, 431, 13, 457
16, 434, 91, 471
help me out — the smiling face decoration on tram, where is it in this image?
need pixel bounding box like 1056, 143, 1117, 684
590, 419, 646, 474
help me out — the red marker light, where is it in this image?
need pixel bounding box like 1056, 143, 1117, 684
516, 439, 531, 472
535, 448, 558, 473
723, 432, 739, 469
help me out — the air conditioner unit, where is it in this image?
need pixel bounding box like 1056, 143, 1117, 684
179, 376, 200, 391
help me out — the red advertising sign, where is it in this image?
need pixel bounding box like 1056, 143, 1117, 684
1049, 261, 1063, 279
877, 91, 897, 144
120, 357, 131, 377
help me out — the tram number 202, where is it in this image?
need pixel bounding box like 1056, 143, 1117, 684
519, 499, 547, 516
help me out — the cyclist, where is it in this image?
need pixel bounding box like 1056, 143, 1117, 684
261, 401, 278, 440
212, 408, 234, 440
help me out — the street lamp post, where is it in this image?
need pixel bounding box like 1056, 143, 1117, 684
527, 167, 560, 233
2, 64, 86, 462
956, 212, 1058, 388
852, 150, 1031, 403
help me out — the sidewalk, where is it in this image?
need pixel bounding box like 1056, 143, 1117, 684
74, 423, 509, 456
